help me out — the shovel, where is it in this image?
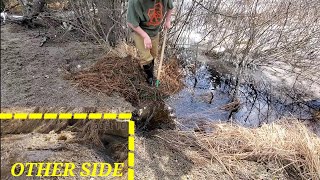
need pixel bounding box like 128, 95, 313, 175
156, 29, 168, 88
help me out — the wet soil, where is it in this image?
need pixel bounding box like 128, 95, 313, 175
1, 23, 132, 179
1, 23, 132, 109
1, 132, 124, 180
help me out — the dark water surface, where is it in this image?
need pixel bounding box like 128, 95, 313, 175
165, 54, 319, 129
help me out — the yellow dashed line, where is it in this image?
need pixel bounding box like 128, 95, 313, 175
128, 119, 135, 179
0, 113, 133, 120
104, 113, 117, 119
0, 113, 13, 119
14, 113, 28, 119
1, 112, 134, 179
129, 121, 135, 135
43, 113, 58, 119
59, 113, 73, 119
73, 113, 87, 119
128, 168, 134, 180
88, 113, 102, 119
128, 136, 134, 151
28, 113, 43, 119
118, 113, 132, 120
128, 152, 134, 167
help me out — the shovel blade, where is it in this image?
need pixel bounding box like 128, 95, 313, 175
156, 80, 160, 88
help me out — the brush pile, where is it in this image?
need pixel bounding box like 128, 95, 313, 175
161, 120, 320, 179
68, 55, 153, 105
67, 55, 183, 106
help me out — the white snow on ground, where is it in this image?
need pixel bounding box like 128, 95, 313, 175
261, 62, 320, 99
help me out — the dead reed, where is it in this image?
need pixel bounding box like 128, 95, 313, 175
161, 120, 320, 179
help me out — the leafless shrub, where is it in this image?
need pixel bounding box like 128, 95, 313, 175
170, 0, 319, 122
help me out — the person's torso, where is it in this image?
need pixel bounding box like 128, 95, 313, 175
137, 0, 168, 36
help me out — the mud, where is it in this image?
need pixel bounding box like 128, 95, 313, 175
1, 23, 132, 179
1, 132, 126, 180
1, 23, 132, 109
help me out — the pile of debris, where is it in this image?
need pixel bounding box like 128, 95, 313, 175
67, 55, 184, 106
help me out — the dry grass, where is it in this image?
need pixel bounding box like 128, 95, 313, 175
161, 120, 320, 180
67, 55, 156, 106
67, 44, 183, 106
109, 41, 184, 95
160, 59, 184, 95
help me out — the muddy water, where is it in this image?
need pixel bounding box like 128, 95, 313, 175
165, 50, 319, 129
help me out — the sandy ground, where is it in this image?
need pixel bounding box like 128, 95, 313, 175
1, 23, 132, 109
1, 23, 132, 179
1, 132, 119, 180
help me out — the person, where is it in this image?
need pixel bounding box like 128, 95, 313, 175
127, 0, 174, 85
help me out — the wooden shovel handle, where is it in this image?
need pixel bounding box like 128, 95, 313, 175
157, 29, 168, 81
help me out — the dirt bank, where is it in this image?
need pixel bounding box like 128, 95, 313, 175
1, 131, 127, 180
1, 23, 132, 179
1, 23, 132, 110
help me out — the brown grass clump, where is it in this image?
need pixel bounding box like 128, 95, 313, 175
103, 42, 184, 96
67, 55, 183, 106
160, 58, 184, 95
68, 55, 158, 106
162, 120, 320, 179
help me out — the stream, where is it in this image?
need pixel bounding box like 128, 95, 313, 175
164, 48, 319, 129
